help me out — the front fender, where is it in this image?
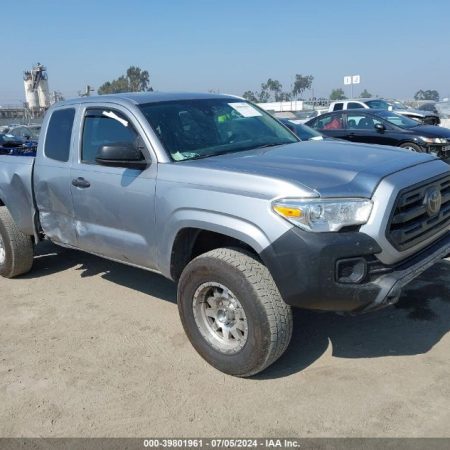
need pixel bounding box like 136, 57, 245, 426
158, 208, 286, 279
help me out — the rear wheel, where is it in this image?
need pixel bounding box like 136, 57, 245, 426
399, 142, 424, 152
0, 207, 34, 278
177, 247, 293, 377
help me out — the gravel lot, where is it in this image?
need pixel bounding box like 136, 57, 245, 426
1, 242, 449, 437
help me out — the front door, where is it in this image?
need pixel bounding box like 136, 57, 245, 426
70, 106, 158, 269
345, 112, 395, 146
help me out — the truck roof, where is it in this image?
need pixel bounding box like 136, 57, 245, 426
54, 92, 242, 108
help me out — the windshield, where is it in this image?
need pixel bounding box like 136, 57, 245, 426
391, 100, 408, 110
9, 126, 39, 140
365, 99, 389, 109
375, 111, 420, 128
288, 122, 323, 140
139, 98, 298, 161
365, 99, 408, 111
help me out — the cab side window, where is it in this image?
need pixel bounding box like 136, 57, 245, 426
44, 108, 75, 162
81, 109, 141, 163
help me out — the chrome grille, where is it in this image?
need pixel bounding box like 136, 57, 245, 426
387, 175, 450, 251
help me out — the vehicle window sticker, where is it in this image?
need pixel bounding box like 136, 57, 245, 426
228, 102, 262, 118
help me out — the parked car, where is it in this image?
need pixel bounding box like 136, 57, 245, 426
0, 133, 23, 148
0, 133, 37, 156
329, 98, 440, 125
0, 92, 449, 377
279, 118, 327, 140
306, 109, 450, 159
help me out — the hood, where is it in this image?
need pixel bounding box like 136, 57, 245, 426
398, 108, 438, 118
414, 108, 439, 117
412, 124, 450, 138
183, 141, 436, 198
0, 139, 25, 148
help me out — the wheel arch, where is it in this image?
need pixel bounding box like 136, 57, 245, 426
398, 140, 424, 151
168, 222, 270, 282
0, 193, 35, 236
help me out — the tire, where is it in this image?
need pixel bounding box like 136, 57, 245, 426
0, 207, 34, 278
177, 247, 293, 377
399, 142, 424, 152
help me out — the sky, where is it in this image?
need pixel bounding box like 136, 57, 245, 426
1, 0, 449, 105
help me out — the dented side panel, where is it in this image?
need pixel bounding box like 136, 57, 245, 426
33, 162, 77, 245
33, 104, 78, 246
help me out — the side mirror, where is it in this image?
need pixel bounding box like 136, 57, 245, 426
374, 123, 386, 132
95, 143, 148, 169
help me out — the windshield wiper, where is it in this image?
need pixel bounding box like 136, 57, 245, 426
179, 141, 292, 162
180, 148, 244, 161
184, 153, 218, 161
253, 142, 288, 149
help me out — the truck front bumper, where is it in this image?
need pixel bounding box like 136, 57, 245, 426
260, 228, 450, 313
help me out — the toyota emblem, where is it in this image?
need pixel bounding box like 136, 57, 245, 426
424, 187, 442, 217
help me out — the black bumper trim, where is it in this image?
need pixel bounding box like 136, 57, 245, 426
260, 228, 449, 313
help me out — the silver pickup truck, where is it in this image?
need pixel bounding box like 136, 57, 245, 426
0, 92, 449, 376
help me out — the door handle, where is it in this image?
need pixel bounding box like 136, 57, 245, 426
72, 177, 91, 188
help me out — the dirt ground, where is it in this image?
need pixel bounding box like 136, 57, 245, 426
0, 241, 449, 437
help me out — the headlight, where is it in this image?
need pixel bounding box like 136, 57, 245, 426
418, 136, 447, 144
272, 198, 373, 232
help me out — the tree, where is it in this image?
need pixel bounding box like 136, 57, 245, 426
330, 88, 347, 100
359, 89, 372, 98
259, 78, 293, 102
276, 92, 292, 101
414, 89, 439, 101
261, 78, 283, 101
243, 75, 307, 103
242, 91, 259, 102
257, 88, 270, 103
98, 66, 152, 94
292, 74, 313, 99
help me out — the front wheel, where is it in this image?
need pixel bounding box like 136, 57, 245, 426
399, 142, 424, 152
177, 247, 293, 377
